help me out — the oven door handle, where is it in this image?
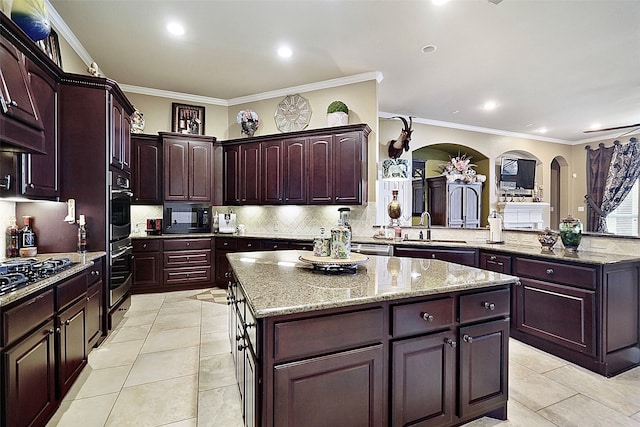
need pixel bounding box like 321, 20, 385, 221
111, 245, 133, 260
111, 190, 133, 198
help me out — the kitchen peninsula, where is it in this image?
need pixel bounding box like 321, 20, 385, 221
227, 250, 518, 427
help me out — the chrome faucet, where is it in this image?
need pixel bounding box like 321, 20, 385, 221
419, 211, 432, 240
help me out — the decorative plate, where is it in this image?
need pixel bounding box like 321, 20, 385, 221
275, 94, 312, 132
299, 251, 369, 267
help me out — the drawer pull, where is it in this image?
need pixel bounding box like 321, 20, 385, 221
490, 255, 497, 261
143, 243, 147, 248
431, 254, 436, 259
247, 243, 252, 247
462, 334, 473, 343
421, 313, 434, 322
483, 302, 496, 311
546, 268, 554, 275
91, 270, 100, 276
444, 338, 457, 348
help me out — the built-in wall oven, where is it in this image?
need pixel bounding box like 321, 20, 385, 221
109, 169, 132, 308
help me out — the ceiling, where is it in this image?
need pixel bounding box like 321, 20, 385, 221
48, 0, 640, 144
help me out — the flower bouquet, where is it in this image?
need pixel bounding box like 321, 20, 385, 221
437, 153, 486, 183
237, 109, 260, 137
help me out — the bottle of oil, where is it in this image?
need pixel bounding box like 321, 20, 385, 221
5, 216, 19, 258
78, 214, 87, 253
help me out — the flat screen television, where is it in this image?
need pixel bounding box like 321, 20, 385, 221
500, 158, 536, 190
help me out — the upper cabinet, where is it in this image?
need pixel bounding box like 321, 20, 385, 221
222, 124, 370, 206
110, 96, 131, 172
161, 132, 216, 203
132, 133, 162, 205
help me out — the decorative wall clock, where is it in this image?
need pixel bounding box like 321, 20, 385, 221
274, 94, 312, 132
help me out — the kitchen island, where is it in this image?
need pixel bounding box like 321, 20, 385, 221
227, 250, 519, 427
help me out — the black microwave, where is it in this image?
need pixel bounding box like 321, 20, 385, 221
163, 203, 211, 234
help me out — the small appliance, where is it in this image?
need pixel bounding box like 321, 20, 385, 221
218, 213, 237, 234
163, 203, 211, 234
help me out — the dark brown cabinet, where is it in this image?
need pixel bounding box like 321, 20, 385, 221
161, 132, 215, 203
86, 258, 104, 349
163, 238, 213, 288
427, 176, 482, 228
132, 238, 164, 293
132, 133, 162, 204
261, 139, 307, 204
479, 251, 512, 274
224, 142, 261, 205
57, 297, 87, 397
110, 95, 131, 172
394, 245, 479, 267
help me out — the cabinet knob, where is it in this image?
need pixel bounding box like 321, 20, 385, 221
444, 338, 457, 348
46, 328, 54, 335
546, 268, 554, 275
9, 100, 17, 107
463, 334, 473, 343
431, 254, 436, 259
490, 255, 497, 261
236, 334, 243, 342
65, 319, 71, 325
91, 270, 100, 276
515, 280, 522, 286
422, 313, 434, 322
246, 322, 256, 329
27, 183, 34, 188
247, 243, 252, 247
483, 302, 496, 311
143, 243, 147, 248
186, 242, 190, 247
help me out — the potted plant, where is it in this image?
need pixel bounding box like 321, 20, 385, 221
326, 101, 349, 126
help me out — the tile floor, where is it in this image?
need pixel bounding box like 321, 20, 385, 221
46, 289, 640, 427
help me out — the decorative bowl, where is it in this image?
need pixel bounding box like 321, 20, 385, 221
537, 228, 558, 251
19, 247, 37, 257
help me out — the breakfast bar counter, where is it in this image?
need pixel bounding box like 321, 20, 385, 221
227, 250, 518, 427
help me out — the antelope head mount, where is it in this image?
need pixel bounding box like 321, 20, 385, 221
387, 116, 413, 159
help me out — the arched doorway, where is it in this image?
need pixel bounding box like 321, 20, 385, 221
550, 156, 569, 229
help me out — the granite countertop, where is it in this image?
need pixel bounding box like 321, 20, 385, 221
227, 250, 518, 318
0, 252, 106, 307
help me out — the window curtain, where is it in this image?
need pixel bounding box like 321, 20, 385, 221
585, 138, 640, 233
598, 137, 640, 232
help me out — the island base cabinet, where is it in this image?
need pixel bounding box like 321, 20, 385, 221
4, 320, 57, 427
272, 345, 384, 427
391, 332, 455, 427
458, 318, 509, 419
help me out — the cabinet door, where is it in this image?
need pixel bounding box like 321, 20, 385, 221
132, 251, 162, 292
391, 331, 455, 427
447, 184, 465, 227
21, 59, 59, 199
459, 318, 509, 418
412, 179, 425, 215
0, 37, 44, 133
427, 177, 447, 226
215, 250, 232, 287
262, 140, 284, 204
308, 135, 333, 203
110, 97, 125, 170
243, 347, 257, 427
241, 142, 261, 204
58, 298, 88, 397
4, 320, 57, 427
132, 135, 162, 204
164, 139, 189, 201
515, 278, 595, 355
333, 132, 363, 204
463, 185, 482, 227
188, 141, 212, 202
284, 138, 307, 204
86, 281, 103, 349
224, 145, 241, 204
273, 345, 384, 427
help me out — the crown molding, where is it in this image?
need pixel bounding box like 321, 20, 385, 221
46, 0, 93, 66
118, 85, 227, 106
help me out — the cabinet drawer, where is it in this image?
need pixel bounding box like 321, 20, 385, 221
392, 297, 454, 337
56, 273, 88, 310
480, 252, 512, 274
215, 238, 237, 250
459, 288, 510, 324
88, 258, 103, 285
132, 239, 162, 252
164, 249, 211, 267
163, 266, 212, 285
2, 289, 54, 346
164, 238, 212, 251
273, 308, 384, 362
237, 239, 261, 251
514, 258, 597, 290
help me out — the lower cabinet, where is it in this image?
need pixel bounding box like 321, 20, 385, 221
57, 297, 87, 397
394, 246, 479, 267
132, 238, 164, 293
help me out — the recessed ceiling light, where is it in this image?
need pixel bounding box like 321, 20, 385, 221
277, 46, 292, 58
537, 127, 548, 134
167, 22, 185, 36
421, 45, 437, 54
483, 100, 497, 111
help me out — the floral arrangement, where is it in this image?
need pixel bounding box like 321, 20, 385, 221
437, 153, 486, 183
236, 109, 260, 136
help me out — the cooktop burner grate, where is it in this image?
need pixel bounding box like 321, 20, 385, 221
0, 257, 77, 296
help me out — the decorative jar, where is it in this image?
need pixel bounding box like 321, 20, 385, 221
330, 226, 351, 259
387, 189, 401, 226
559, 215, 582, 252
313, 227, 331, 257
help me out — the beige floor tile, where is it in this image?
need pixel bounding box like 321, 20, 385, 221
46, 392, 119, 427
200, 330, 232, 357
163, 419, 197, 427
128, 294, 165, 312
140, 325, 201, 354
109, 323, 152, 343
163, 289, 207, 302
538, 394, 640, 427
543, 364, 640, 416
199, 352, 237, 392
632, 411, 640, 423
508, 360, 577, 411
88, 339, 144, 369
151, 310, 202, 332
124, 345, 200, 387
509, 338, 568, 373
201, 313, 229, 334
201, 300, 230, 317
462, 398, 558, 426
159, 298, 204, 315
106, 375, 198, 427
119, 311, 157, 327
198, 384, 245, 427
65, 365, 131, 400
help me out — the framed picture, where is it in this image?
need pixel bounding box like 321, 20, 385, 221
171, 103, 205, 135
36, 29, 62, 68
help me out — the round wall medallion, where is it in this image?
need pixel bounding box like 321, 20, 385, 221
274, 94, 312, 132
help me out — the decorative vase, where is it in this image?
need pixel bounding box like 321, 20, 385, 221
330, 226, 351, 259
559, 215, 582, 252
387, 189, 401, 226
327, 111, 348, 127
241, 120, 258, 137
